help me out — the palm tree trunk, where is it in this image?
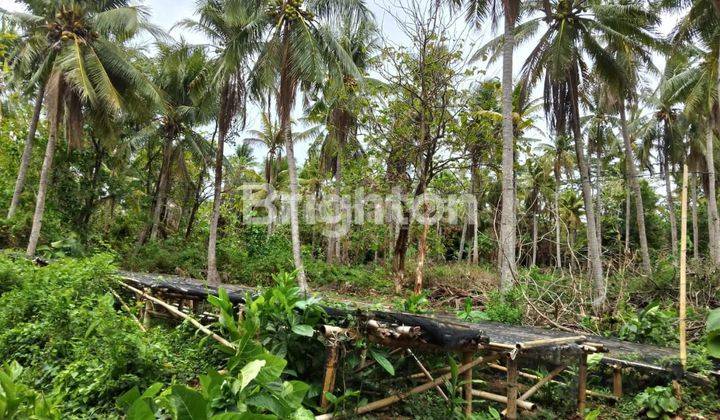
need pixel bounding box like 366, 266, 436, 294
206, 127, 225, 285
26, 131, 57, 258
595, 146, 602, 249
691, 172, 699, 259
280, 26, 308, 291
705, 127, 720, 264
149, 136, 174, 241
8, 85, 45, 219
554, 166, 562, 269
499, 13, 516, 291
624, 187, 631, 253
664, 160, 678, 254
619, 104, 652, 274
531, 213, 538, 266
569, 80, 605, 312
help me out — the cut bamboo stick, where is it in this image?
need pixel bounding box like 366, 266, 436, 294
120, 281, 236, 350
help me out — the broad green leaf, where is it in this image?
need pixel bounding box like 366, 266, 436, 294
117, 386, 142, 411
370, 350, 394, 376
127, 398, 155, 420
239, 360, 266, 392
291, 324, 314, 337
166, 385, 208, 420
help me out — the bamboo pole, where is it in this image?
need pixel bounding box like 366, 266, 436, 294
119, 281, 236, 350
578, 353, 588, 415
487, 362, 615, 399
506, 356, 519, 419
679, 163, 688, 368
612, 366, 622, 398
321, 343, 339, 409
315, 353, 501, 420
519, 365, 565, 401
405, 349, 448, 401
110, 289, 146, 332
472, 389, 535, 411
516, 335, 586, 350
463, 351, 473, 416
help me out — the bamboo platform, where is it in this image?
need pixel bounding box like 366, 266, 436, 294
117, 271, 716, 417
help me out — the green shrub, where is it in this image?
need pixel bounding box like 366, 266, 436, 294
0, 255, 215, 416
619, 304, 676, 346
0, 360, 60, 419
458, 289, 524, 325
634, 386, 680, 419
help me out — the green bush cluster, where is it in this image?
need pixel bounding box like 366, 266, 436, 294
0, 254, 215, 417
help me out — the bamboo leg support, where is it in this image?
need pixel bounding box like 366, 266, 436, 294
472, 390, 535, 411
110, 289, 146, 332
142, 288, 153, 329
463, 351, 473, 416
612, 366, 622, 398
321, 343, 339, 410
578, 353, 588, 415
315, 353, 501, 420
506, 356, 519, 419
501, 365, 565, 416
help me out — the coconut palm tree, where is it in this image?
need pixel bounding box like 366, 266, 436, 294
4, 1, 164, 257
305, 16, 376, 263
249, 0, 370, 291
513, 0, 657, 311
539, 134, 574, 269
662, 0, 720, 263
137, 42, 216, 243
180, 0, 261, 284
449, 0, 521, 291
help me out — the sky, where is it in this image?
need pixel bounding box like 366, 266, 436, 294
0, 0, 683, 175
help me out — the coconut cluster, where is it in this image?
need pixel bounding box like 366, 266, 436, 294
45, 7, 98, 47
267, 0, 315, 22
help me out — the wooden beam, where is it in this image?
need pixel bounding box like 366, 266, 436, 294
463, 351, 473, 416
506, 356, 519, 420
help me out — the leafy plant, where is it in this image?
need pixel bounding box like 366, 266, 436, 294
619, 304, 677, 346
634, 386, 680, 419
705, 308, 720, 358
0, 361, 60, 419
394, 292, 429, 314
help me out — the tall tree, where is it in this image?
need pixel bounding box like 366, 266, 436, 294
182, 0, 257, 284
250, 0, 370, 291
451, 0, 521, 291
5, 1, 163, 257
514, 0, 655, 311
